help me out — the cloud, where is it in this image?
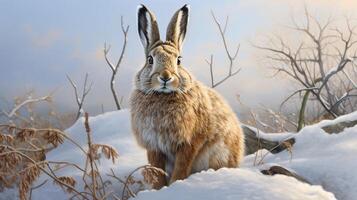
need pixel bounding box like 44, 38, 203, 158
24, 25, 62, 48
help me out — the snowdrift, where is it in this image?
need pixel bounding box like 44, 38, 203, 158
134, 168, 334, 200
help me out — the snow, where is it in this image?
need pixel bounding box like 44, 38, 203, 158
43, 110, 146, 174
135, 168, 335, 200
316, 110, 357, 128
242, 124, 294, 141
244, 111, 357, 200
325, 66, 338, 78
2, 109, 357, 200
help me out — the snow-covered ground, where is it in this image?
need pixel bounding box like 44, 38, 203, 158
2, 109, 357, 200
246, 125, 357, 200
134, 168, 335, 200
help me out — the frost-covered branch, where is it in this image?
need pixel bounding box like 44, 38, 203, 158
2, 95, 52, 119
104, 16, 129, 110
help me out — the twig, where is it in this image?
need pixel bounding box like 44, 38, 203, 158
84, 112, 97, 200
66, 73, 93, 120
29, 180, 48, 200
107, 169, 136, 198
207, 11, 241, 88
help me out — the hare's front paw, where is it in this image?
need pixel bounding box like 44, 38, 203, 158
168, 177, 176, 185
169, 172, 187, 185
152, 173, 167, 190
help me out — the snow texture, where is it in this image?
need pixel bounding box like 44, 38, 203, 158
244, 111, 357, 200
2, 110, 357, 200
135, 168, 335, 200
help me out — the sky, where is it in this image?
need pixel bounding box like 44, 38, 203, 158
0, 0, 356, 116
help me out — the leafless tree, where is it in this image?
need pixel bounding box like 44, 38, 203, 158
255, 7, 357, 130
66, 73, 93, 120
206, 11, 241, 88
104, 16, 129, 110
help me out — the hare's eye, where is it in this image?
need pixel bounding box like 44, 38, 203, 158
147, 56, 153, 65
177, 56, 182, 65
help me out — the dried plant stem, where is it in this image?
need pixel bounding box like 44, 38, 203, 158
0, 124, 87, 154
121, 165, 151, 199
107, 169, 136, 198
257, 135, 295, 165
1, 145, 89, 200
250, 112, 262, 166
84, 112, 97, 200
29, 180, 47, 200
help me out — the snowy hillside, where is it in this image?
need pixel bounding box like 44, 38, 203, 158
3, 109, 357, 200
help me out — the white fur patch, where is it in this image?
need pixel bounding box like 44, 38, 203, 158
192, 140, 230, 173
191, 147, 210, 173
136, 116, 173, 154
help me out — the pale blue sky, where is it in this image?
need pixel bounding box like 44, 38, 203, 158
0, 0, 355, 115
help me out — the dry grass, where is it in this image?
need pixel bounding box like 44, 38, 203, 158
0, 113, 165, 200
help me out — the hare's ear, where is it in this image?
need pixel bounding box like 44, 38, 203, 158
137, 5, 160, 54
166, 5, 189, 51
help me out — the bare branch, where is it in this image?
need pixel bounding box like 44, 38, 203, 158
280, 87, 319, 110
208, 11, 241, 88
2, 95, 51, 119
66, 73, 93, 120
103, 16, 129, 110
342, 69, 357, 88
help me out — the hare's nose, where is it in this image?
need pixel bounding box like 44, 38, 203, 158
159, 76, 172, 82
159, 70, 173, 82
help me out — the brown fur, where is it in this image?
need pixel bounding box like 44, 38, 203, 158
131, 5, 244, 189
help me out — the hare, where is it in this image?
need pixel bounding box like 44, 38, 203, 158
130, 4, 245, 189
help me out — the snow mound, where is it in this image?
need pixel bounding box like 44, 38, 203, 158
134, 168, 335, 200
244, 111, 357, 200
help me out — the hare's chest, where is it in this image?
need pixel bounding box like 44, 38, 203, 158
136, 116, 175, 154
